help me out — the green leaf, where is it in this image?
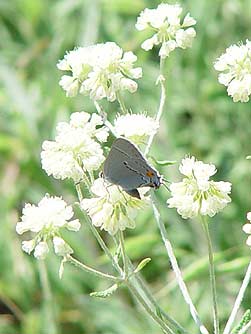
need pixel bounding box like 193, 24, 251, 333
246, 156, 251, 160
90, 283, 119, 298
134, 258, 151, 273
232, 309, 251, 334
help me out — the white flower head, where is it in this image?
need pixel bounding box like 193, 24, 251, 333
17, 194, 80, 260
167, 156, 232, 219
41, 112, 108, 182
243, 212, 251, 246
214, 40, 251, 102
113, 113, 159, 145
136, 4, 196, 58
58, 42, 142, 101
81, 178, 149, 235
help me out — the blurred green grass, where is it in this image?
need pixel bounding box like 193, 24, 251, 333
1, 0, 251, 333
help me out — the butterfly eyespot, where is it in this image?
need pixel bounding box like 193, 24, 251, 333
146, 170, 154, 177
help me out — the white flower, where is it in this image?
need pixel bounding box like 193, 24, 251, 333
81, 178, 149, 235
214, 40, 251, 102
16, 194, 80, 260
57, 42, 142, 101
34, 241, 49, 260
167, 156, 232, 219
243, 212, 251, 246
53, 236, 73, 256
113, 113, 159, 145
41, 112, 108, 182
136, 4, 196, 58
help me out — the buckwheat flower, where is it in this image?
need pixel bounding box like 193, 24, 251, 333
41, 112, 108, 182
16, 194, 80, 260
135, 3, 196, 58
58, 42, 142, 101
113, 113, 159, 145
242, 212, 251, 246
81, 178, 149, 235
214, 40, 251, 102
167, 157, 232, 219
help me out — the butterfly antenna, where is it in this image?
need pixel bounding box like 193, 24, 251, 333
162, 177, 171, 184
162, 182, 170, 192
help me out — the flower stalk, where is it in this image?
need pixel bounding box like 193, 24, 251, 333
145, 57, 166, 156
201, 216, 219, 334
152, 194, 209, 334
66, 254, 121, 282
76, 183, 183, 334
223, 260, 251, 334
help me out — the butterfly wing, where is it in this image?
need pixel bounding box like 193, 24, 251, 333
103, 138, 151, 190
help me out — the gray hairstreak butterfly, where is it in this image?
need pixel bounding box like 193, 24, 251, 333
103, 137, 163, 199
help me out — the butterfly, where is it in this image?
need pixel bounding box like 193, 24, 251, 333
103, 137, 162, 199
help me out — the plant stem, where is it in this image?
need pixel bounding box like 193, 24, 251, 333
66, 254, 121, 282
223, 260, 251, 334
94, 101, 117, 137
144, 57, 166, 156
119, 230, 128, 277
75, 171, 186, 333
201, 216, 219, 334
38, 261, 58, 334
152, 195, 209, 334
127, 257, 190, 334
116, 91, 127, 114
126, 280, 174, 334
75, 184, 123, 275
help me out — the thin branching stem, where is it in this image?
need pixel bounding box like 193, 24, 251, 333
127, 257, 190, 334
75, 184, 183, 333
116, 91, 127, 114
119, 230, 128, 277
94, 101, 117, 136
152, 195, 209, 334
38, 261, 58, 334
223, 260, 251, 334
66, 255, 121, 282
126, 280, 174, 334
144, 57, 166, 156
75, 184, 123, 275
201, 216, 219, 334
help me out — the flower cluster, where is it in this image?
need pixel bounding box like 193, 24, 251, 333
57, 42, 142, 101
167, 157, 232, 219
136, 3, 196, 58
16, 195, 80, 260
243, 212, 251, 246
113, 113, 159, 146
41, 112, 108, 182
81, 178, 149, 235
214, 40, 251, 102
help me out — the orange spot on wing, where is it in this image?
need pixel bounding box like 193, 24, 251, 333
146, 170, 154, 177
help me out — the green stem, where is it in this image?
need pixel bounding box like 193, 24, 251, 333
119, 230, 128, 277
76, 184, 123, 275
117, 91, 127, 114
76, 184, 181, 333
223, 260, 251, 334
201, 216, 219, 334
126, 280, 173, 334
93, 101, 117, 137
66, 255, 121, 282
144, 57, 166, 156
127, 257, 189, 334
38, 261, 58, 334
152, 195, 209, 334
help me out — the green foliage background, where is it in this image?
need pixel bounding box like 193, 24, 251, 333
1, 0, 251, 333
